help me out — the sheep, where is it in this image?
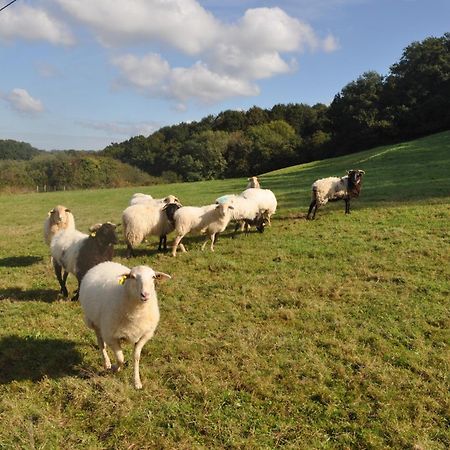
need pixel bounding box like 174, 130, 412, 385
215, 194, 267, 234
50, 222, 119, 299
129, 193, 153, 205
79, 261, 171, 389
246, 176, 261, 189
122, 201, 182, 257
43, 205, 75, 245
306, 169, 366, 220
240, 188, 277, 226
129, 193, 181, 207
171, 200, 235, 256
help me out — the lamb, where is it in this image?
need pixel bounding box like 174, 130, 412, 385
50, 222, 119, 299
240, 188, 277, 226
43, 205, 75, 245
171, 200, 235, 256
215, 194, 267, 234
79, 261, 171, 389
129, 193, 181, 207
246, 176, 260, 189
306, 169, 365, 220
122, 201, 182, 257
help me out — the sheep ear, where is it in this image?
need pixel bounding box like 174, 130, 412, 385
154, 272, 171, 282
65, 208, 71, 213
89, 223, 102, 232
118, 272, 134, 284
359, 170, 365, 174
48, 208, 55, 215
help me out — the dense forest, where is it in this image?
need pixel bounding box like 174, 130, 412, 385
1, 33, 449, 190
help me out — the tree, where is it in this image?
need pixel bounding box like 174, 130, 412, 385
328, 71, 390, 153
384, 33, 450, 137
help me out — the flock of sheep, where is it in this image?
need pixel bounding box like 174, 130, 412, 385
42, 170, 364, 389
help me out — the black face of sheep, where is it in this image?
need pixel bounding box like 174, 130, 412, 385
158, 203, 182, 252
89, 222, 119, 247
347, 169, 365, 188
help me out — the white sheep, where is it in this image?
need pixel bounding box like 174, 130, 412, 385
43, 205, 75, 245
122, 201, 181, 257
306, 169, 365, 219
246, 176, 261, 189
171, 200, 235, 256
79, 261, 171, 389
240, 188, 277, 226
129, 193, 153, 205
50, 222, 118, 299
215, 194, 266, 233
129, 193, 181, 207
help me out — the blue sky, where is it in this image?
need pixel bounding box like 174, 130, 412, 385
0, 0, 449, 151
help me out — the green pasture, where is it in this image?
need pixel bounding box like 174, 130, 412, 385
0, 132, 449, 449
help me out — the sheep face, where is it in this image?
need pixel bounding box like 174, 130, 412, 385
163, 195, 182, 206
49, 205, 71, 224
347, 169, 365, 185
162, 202, 182, 225
215, 201, 234, 217
90, 222, 119, 247
123, 266, 171, 302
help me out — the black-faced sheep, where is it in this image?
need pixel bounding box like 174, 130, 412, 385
122, 201, 182, 257
306, 169, 365, 220
79, 261, 171, 389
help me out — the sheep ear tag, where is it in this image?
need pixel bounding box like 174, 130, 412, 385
90, 231, 97, 237
118, 275, 128, 285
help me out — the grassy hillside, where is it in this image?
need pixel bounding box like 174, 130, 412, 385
0, 132, 449, 449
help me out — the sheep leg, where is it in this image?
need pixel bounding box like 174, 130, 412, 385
345, 198, 351, 214
53, 260, 69, 298
126, 243, 135, 258
94, 329, 111, 370
172, 235, 184, 257
110, 340, 125, 373
158, 235, 167, 252
307, 200, 317, 220
133, 331, 154, 389
201, 234, 212, 251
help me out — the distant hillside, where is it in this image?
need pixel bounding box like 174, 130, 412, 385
261, 130, 450, 211
0, 139, 42, 160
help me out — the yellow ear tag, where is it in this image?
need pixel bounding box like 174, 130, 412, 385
90, 232, 97, 237
118, 275, 127, 285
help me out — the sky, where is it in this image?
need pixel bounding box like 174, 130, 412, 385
0, 0, 449, 151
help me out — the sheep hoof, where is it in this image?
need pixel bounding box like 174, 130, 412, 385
111, 364, 122, 373
134, 382, 143, 390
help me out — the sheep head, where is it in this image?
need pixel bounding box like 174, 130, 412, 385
120, 266, 171, 302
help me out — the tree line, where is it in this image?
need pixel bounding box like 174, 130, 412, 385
1, 33, 449, 190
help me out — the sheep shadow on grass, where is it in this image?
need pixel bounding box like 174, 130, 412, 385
0, 335, 83, 384
0, 287, 56, 303
0, 255, 43, 267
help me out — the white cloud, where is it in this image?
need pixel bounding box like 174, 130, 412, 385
56, 0, 220, 54
112, 54, 171, 91
49, 1, 338, 106
112, 55, 259, 105
3, 89, 44, 115
79, 120, 159, 137
0, 4, 74, 45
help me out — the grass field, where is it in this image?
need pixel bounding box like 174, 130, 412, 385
0, 131, 449, 449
